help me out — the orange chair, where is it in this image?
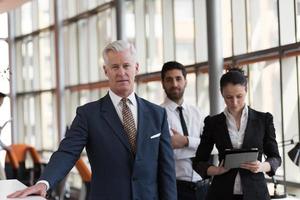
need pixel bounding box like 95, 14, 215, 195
5, 144, 43, 186
75, 158, 91, 182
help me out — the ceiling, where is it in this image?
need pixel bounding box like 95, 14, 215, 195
0, 0, 30, 14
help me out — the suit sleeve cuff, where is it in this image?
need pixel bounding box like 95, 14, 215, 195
36, 180, 50, 191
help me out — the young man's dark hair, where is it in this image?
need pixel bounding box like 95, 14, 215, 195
0, 92, 6, 107
161, 61, 187, 80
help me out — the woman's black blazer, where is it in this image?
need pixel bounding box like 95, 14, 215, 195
193, 107, 281, 200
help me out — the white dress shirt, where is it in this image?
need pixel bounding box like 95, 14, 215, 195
38, 90, 138, 191
161, 97, 206, 182
109, 89, 138, 128
224, 105, 248, 195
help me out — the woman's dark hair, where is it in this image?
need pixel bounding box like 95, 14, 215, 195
0, 92, 6, 98
161, 61, 187, 80
220, 68, 247, 92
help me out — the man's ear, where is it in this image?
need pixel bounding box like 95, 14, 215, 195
135, 63, 140, 74
103, 65, 107, 75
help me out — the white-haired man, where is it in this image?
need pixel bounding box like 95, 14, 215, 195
9, 40, 177, 200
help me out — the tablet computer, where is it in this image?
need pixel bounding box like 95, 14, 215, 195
224, 148, 259, 169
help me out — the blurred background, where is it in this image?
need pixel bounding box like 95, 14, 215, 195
0, 0, 300, 199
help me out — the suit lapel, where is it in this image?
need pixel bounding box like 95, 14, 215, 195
218, 113, 233, 149
242, 107, 256, 148
100, 94, 132, 154
135, 95, 151, 157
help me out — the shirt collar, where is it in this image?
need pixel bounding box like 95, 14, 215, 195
109, 89, 137, 107
163, 96, 187, 111
224, 105, 248, 119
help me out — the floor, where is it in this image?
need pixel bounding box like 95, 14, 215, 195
287, 185, 300, 199
268, 183, 300, 199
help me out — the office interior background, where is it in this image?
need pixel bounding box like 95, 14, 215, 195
0, 0, 300, 198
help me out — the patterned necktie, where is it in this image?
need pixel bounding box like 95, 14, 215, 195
121, 98, 137, 154
177, 106, 188, 136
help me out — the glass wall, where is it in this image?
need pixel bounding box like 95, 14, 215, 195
247, 0, 279, 51
174, 0, 195, 64
14, 0, 56, 150
12, 0, 116, 149
281, 57, 300, 183
0, 12, 11, 166
8, 0, 300, 189
248, 61, 284, 179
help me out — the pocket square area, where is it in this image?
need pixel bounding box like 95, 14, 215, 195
150, 133, 161, 139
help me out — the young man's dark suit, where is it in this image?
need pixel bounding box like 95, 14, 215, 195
40, 93, 177, 200
193, 107, 281, 200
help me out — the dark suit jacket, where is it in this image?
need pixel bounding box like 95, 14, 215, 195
40, 94, 177, 200
193, 107, 281, 200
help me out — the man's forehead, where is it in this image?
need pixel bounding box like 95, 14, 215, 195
165, 70, 184, 77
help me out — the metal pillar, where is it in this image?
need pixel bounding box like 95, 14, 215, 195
206, 0, 224, 115
115, 0, 126, 40
8, 12, 17, 143
54, 0, 66, 141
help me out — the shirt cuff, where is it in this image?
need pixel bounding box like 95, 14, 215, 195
187, 136, 200, 149
36, 180, 50, 191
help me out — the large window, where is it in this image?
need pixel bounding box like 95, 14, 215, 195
221, 0, 233, 57
174, 0, 195, 64
281, 57, 300, 183
0, 12, 11, 165
64, 8, 115, 86
247, 0, 279, 51
297, 0, 300, 41
248, 61, 284, 179
232, 0, 247, 55
279, 0, 296, 45
145, 0, 163, 72
8, 0, 300, 190
14, 0, 56, 150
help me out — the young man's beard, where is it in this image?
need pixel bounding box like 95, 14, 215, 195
165, 89, 184, 102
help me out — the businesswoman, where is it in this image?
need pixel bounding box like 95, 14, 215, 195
193, 68, 281, 200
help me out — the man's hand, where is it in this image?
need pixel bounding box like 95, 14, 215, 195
7, 182, 47, 198
170, 128, 188, 149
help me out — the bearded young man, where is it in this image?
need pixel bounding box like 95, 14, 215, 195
160, 61, 209, 200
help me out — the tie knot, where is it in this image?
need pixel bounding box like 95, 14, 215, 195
177, 106, 183, 112
121, 98, 128, 105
